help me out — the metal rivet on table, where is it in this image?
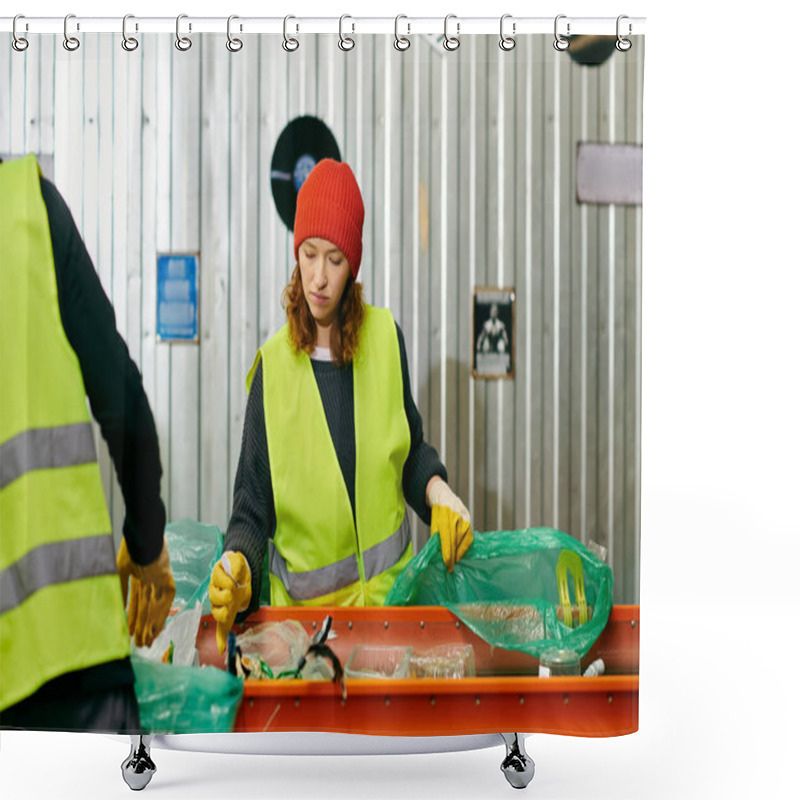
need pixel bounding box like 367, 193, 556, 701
631, 620, 637, 628
608, 694, 614, 704
420, 621, 425, 629
519, 696, 525, 705
475, 696, 481, 706
249, 699, 254, 708
430, 696, 436, 707
455, 621, 461, 629
294, 698, 300, 708
385, 697, 391, 707
563, 695, 570, 705
384, 621, 389, 630
202, 620, 208, 629
348, 621, 353, 630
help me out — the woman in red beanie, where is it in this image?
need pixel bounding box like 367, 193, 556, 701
209, 159, 471, 647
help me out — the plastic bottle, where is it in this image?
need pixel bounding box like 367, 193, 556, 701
582, 658, 605, 677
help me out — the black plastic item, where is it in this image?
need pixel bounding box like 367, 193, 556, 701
566, 35, 618, 66
270, 116, 341, 231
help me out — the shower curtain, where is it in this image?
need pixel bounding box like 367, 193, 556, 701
0, 12, 644, 781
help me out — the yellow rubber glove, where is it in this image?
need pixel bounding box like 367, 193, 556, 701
116, 538, 176, 648
209, 551, 252, 654
428, 479, 473, 572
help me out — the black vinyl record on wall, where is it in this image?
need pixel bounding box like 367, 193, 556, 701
270, 116, 341, 231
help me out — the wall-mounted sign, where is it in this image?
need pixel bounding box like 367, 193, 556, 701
156, 253, 199, 343
472, 287, 515, 380
576, 142, 643, 205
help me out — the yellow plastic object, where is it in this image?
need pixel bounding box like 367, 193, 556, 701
556, 550, 588, 628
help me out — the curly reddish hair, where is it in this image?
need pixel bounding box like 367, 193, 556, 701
282, 264, 365, 366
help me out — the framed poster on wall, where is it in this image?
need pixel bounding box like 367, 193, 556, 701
472, 287, 515, 379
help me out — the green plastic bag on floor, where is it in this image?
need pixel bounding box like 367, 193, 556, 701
384, 527, 614, 658
132, 656, 243, 734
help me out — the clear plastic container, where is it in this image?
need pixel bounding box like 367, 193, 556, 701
409, 644, 476, 679
538, 648, 580, 677
344, 645, 411, 679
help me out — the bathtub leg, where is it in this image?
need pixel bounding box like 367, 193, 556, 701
121, 735, 156, 791
499, 733, 535, 789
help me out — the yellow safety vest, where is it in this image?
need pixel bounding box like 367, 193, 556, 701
0, 155, 130, 712
247, 304, 412, 606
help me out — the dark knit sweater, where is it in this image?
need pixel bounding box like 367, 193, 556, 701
225, 324, 446, 616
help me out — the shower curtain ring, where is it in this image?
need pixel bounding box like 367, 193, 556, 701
175, 14, 192, 51
339, 15, 355, 51
499, 14, 516, 51
12, 15, 29, 52
443, 14, 460, 51
394, 15, 410, 51
63, 13, 80, 51
283, 15, 299, 52
227, 15, 243, 52
121, 14, 139, 52
616, 15, 632, 51
553, 14, 569, 51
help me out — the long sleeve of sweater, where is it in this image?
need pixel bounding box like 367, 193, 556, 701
42, 177, 166, 566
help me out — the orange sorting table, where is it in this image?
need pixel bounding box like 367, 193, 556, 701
195, 604, 639, 739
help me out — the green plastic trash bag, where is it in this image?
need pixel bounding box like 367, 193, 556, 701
164, 519, 223, 614
384, 527, 613, 658
131, 655, 243, 734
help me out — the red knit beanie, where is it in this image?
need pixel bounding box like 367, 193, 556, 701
293, 159, 365, 279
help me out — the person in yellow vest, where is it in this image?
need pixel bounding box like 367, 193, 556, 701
210, 159, 472, 652
0, 155, 175, 731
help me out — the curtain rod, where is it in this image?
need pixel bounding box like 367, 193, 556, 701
1, 15, 646, 38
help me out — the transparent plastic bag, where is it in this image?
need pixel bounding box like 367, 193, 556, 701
131, 602, 203, 667
385, 527, 614, 658
236, 620, 310, 677
163, 518, 223, 614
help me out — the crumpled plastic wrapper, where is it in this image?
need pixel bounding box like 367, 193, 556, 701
236, 620, 310, 678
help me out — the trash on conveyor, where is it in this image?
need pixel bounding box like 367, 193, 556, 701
538, 648, 580, 677
409, 644, 476, 679
582, 658, 606, 677
345, 645, 411, 679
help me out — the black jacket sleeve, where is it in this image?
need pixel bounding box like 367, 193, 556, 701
42, 178, 166, 566
224, 358, 273, 617
395, 323, 447, 525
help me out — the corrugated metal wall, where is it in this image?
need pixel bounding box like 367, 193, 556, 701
1, 33, 643, 602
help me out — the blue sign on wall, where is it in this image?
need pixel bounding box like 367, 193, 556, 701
157, 254, 199, 342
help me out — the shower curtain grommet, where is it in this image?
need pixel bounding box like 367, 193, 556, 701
12, 15, 29, 52
175, 14, 192, 51
394, 15, 411, 51
499, 14, 516, 51
339, 15, 355, 51
443, 14, 460, 51
226, 15, 243, 52
121, 14, 139, 52
63, 13, 80, 52
553, 14, 570, 51
283, 15, 299, 52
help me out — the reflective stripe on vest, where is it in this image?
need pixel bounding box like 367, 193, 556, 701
269, 515, 410, 602
0, 422, 96, 490
0, 155, 130, 712
0, 534, 118, 615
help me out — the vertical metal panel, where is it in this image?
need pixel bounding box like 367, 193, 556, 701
170, 38, 201, 521
0, 34, 643, 602
199, 36, 231, 529
153, 34, 174, 519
